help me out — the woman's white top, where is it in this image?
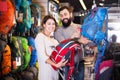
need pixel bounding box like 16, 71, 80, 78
35, 32, 59, 80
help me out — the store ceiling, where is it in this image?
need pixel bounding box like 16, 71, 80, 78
59, 0, 119, 12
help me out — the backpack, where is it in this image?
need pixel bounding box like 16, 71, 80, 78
0, 0, 15, 35
0, 39, 7, 63
50, 39, 82, 80
81, 8, 108, 76
30, 4, 41, 38
0, 45, 11, 77
1, 75, 15, 80
97, 60, 113, 80
15, 0, 32, 34
8, 36, 31, 72
20, 66, 38, 80
15, 0, 31, 10
27, 37, 37, 67
81, 7, 108, 47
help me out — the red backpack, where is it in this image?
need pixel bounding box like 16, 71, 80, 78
0, 0, 15, 35
50, 39, 82, 80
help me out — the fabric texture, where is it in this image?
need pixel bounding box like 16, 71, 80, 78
54, 22, 80, 42
35, 33, 59, 80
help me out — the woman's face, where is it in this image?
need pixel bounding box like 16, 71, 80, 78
43, 19, 56, 33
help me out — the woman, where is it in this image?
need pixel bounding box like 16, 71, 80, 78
35, 15, 67, 80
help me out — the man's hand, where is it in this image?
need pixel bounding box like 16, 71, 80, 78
55, 59, 68, 68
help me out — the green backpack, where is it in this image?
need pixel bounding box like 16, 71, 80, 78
8, 36, 31, 72
15, 0, 32, 34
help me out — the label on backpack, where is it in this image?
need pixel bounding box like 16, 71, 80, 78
31, 17, 34, 24
38, 18, 40, 26
0, 1, 7, 11
16, 57, 21, 66
16, 10, 18, 19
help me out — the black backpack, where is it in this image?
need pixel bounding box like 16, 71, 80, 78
30, 4, 41, 38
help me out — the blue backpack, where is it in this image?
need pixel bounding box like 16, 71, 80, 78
27, 37, 37, 67
81, 7, 108, 46
15, 0, 32, 34
81, 7, 108, 75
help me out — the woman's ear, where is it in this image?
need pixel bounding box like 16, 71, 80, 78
43, 24, 45, 28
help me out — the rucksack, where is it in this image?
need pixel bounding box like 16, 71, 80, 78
30, 4, 41, 38
0, 0, 16, 35
15, 0, 32, 34
97, 60, 113, 80
0, 39, 7, 63
8, 36, 31, 72
0, 45, 11, 77
1, 75, 15, 80
50, 39, 82, 80
81, 7, 108, 47
27, 37, 37, 67
81, 7, 108, 76
20, 66, 38, 80
15, 0, 31, 10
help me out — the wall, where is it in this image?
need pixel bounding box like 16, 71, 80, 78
32, 0, 49, 19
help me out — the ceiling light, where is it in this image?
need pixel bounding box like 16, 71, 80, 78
99, 3, 104, 6
79, 0, 87, 10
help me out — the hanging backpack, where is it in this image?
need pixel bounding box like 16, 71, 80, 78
81, 7, 108, 77
20, 66, 38, 80
81, 7, 108, 46
97, 60, 113, 80
15, 0, 32, 34
0, 45, 11, 78
27, 37, 37, 67
8, 36, 31, 73
50, 39, 82, 80
0, 39, 7, 63
0, 0, 15, 35
0, 75, 15, 80
30, 4, 41, 38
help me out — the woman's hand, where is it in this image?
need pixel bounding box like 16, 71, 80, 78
55, 59, 68, 68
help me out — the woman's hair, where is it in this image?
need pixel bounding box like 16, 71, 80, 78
40, 15, 58, 31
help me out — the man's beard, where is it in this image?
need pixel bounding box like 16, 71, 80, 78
62, 18, 71, 28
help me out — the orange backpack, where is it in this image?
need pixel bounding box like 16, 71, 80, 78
0, 0, 15, 35
0, 45, 11, 77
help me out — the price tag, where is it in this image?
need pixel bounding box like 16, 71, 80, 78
16, 57, 21, 66
31, 17, 34, 24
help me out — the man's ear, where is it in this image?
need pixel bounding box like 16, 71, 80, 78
70, 12, 73, 17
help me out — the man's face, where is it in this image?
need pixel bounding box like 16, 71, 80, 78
59, 9, 71, 20
59, 9, 72, 28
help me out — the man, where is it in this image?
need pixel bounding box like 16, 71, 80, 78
54, 6, 88, 80
54, 6, 81, 42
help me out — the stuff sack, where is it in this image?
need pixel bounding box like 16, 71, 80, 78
8, 36, 31, 72
0, 0, 15, 35
50, 39, 82, 80
27, 37, 37, 67
81, 7, 108, 45
0, 45, 11, 77
30, 4, 41, 38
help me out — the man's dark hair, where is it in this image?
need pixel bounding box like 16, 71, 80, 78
59, 6, 73, 13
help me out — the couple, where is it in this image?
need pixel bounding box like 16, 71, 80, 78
35, 6, 90, 80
